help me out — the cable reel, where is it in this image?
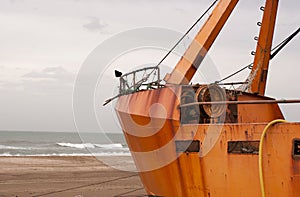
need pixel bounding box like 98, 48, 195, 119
195, 84, 226, 118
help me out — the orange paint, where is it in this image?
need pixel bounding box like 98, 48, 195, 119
114, 0, 300, 196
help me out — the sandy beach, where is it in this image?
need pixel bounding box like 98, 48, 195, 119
0, 156, 146, 197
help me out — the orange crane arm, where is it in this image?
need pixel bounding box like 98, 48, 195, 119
165, 0, 239, 85
249, 0, 279, 95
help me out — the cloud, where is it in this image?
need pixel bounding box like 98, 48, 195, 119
0, 66, 75, 93
9, 66, 76, 95
83, 17, 107, 32
22, 66, 74, 83
9, 0, 24, 4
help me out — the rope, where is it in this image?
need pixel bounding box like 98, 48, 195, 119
270, 27, 300, 59
271, 27, 299, 53
118, 0, 219, 96
271, 35, 290, 52
155, 0, 219, 68
32, 174, 139, 197
104, 1, 219, 106
215, 63, 253, 84
215, 28, 299, 85
258, 119, 287, 197
114, 187, 146, 197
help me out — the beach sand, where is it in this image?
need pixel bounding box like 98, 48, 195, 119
0, 156, 146, 197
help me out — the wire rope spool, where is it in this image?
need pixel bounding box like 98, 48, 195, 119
195, 84, 227, 118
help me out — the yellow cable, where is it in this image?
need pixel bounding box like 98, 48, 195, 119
259, 119, 287, 197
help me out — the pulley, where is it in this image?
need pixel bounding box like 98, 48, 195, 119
195, 84, 226, 118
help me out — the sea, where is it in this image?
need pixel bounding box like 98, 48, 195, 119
0, 131, 130, 157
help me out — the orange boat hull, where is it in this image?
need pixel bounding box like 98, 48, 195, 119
115, 86, 300, 197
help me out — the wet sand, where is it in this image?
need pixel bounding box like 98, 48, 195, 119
0, 156, 146, 197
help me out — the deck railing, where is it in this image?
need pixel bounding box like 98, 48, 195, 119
119, 67, 161, 95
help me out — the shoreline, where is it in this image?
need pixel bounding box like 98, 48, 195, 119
0, 156, 146, 197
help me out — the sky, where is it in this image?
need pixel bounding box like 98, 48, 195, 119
0, 0, 299, 132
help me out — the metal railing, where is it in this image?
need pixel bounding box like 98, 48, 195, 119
119, 67, 161, 94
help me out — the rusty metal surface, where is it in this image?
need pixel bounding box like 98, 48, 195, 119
113, 0, 297, 195
249, 0, 279, 95
115, 85, 300, 196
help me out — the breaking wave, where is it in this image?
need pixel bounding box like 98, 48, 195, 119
56, 142, 126, 150
0, 152, 131, 157
56, 142, 96, 149
0, 145, 29, 150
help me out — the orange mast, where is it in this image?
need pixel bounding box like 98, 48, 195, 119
249, 0, 279, 95
166, 0, 239, 85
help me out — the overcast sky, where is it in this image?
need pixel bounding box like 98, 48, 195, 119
0, 0, 299, 132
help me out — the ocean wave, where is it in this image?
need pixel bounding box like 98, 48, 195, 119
0, 152, 131, 157
56, 142, 124, 149
56, 142, 96, 149
0, 145, 29, 150
94, 143, 123, 149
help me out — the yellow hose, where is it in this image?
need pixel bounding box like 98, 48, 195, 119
259, 119, 287, 197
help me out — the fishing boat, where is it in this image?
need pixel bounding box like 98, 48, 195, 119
107, 0, 300, 196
